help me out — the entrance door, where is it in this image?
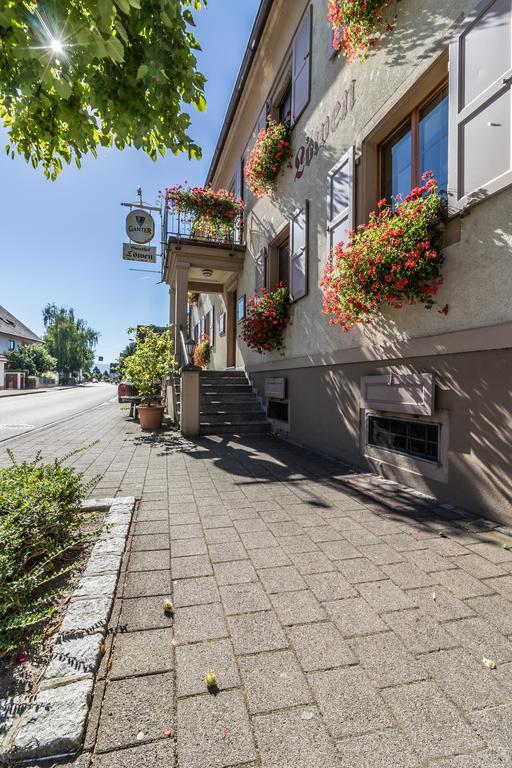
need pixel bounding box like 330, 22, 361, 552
226, 291, 237, 368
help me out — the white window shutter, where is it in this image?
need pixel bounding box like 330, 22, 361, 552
326, 146, 355, 259
255, 246, 268, 293
289, 201, 309, 301
209, 306, 215, 347
292, 5, 312, 124
448, 0, 512, 210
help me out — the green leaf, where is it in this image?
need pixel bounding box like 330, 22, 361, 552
136, 63, 148, 81
105, 36, 124, 62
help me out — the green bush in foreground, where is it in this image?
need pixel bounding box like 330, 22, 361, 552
0, 447, 98, 653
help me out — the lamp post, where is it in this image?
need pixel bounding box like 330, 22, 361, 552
182, 336, 197, 370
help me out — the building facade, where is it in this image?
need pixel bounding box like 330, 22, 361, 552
0, 305, 43, 389
164, 0, 512, 521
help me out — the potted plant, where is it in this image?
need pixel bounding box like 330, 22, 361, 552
321, 173, 445, 332
245, 117, 291, 198
193, 336, 211, 368
240, 282, 290, 353
165, 185, 245, 240
328, 0, 397, 61
122, 326, 177, 430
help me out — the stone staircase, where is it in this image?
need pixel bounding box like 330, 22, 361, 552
174, 370, 270, 435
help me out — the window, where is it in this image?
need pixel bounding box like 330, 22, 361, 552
367, 415, 440, 463
327, 147, 354, 257
193, 324, 199, 344
199, 315, 205, 338
289, 201, 308, 301
8, 340, 15, 350
237, 295, 246, 323
219, 312, 226, 336
255, 247, 268, 292
381, 86, 448, 201
279, 83, 292, 125
278, 239, 289, 285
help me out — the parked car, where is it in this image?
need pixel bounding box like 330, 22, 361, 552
117, 380, 138, 403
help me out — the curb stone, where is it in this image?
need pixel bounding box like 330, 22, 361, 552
0, 497, 135, 765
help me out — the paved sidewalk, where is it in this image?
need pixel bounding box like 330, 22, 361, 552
2, 404, 512, 767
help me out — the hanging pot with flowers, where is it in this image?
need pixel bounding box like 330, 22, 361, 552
193, 336, 211, 368
244, 118, 292, 199
240, 282, 290, 353
165, 185, 245, 240
321, 173, 445, 332
328, 0, 397, 61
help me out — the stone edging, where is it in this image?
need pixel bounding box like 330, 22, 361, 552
0, 496, 135, 764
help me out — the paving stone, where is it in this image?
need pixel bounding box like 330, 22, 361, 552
45, 633, 103, 680
381, 533, 428, 551
170, 523, 203, 540
433, 568, 495, 599
133, 520, 169, 535
136, 507, 169, 521
382, 681, 484, 761
176, 639, 240, 696
468, 542, 512, 563
268, 521, 304, 537
254, 706, 339, 768
171, 537, 208, 557
307, 525, 345, 543
258, 565, 307, 594
303, 571, 357, 601
169, 512, 201, 526
270, 589, 326, 625
94, 740, 175, 768
340, 526, 381, 546
358, 543, 405, 565
131, 533, 169, 551
318, 540, 361, 561
11, 678, 94, 760
119, 595, 174, 632
238, 649, 312, 713
171, 554, 213, 579
383, 608, 458, 654
205, 527, 241, 544
213, 559, 258, 585
277, 535, 318, 554
96, 673, 174, 752
423, 647, 511, 712
335, 557, 385, 584
309, 666, 393, 738
456, 554, 509, 579
60, 597, 112, 636
445, 616, 512, 663
201, 514, 232, 529
122, 569, 171, 598
358, 580, 418, 611
287, 621, 356, 672
220, 582, 271, 614
427, 751, 506, 768
74, 573, 118, 598
353, 631, 427, 687
259, 508, 292, 523
289, 550, 336, 574
83, 552, 122, 577
325, 597, 387, 637
110, 628, 173, 679
177, 690, 256, 768
470, 704, 512, 767
406, 586, 475, 621
93, 537, 127, 556
174, 602, 228, 644
173, 576, 220, 607
128, 550, 169, 572
402, 548, 456, 572
239, 530, 279, 549
466, 594, 512, 635
248, 547, 292, 569
336, 730, 422, 768
484, 574, 512, 601
228, 610, 288, 655
209, 542, 248, 562
381, 561, 435, 589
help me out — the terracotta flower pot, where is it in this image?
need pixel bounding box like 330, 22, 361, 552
138, 405, 165, 430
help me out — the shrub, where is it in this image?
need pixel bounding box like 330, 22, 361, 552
244, 118, 292, 198
321, 174, 445, 332
165, 185, 245, 239
240, 283, 290, 353
0, 447, 98, 653
193, 336, 211, 368
122, 326, 176, 404
328, 0, 397, 61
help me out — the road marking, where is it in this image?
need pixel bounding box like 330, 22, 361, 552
0, 424, 35, 431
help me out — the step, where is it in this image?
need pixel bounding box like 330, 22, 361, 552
200, 421, 270, 435
200, 370, 247, 377
200, 385, 253, 394
199, 411, 266, 423
200, 403, 263, 414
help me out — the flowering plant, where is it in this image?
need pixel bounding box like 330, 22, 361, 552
244, 118, 291, 198
328, 0, 396, 61
321, 174, 445, 332
240, 283, 290, 353
193, 336, 211, 368
165, 185, 245, 239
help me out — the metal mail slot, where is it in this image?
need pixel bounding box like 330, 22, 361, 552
265, 377, 286, 400
360, 373, 435, 416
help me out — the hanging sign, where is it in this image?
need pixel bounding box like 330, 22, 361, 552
125, 208, 155, 243
122, 242, 157, 263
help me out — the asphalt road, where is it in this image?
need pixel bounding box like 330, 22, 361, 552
0, 383, 117, 440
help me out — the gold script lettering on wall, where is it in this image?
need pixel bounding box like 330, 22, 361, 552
295, 80, 356, 181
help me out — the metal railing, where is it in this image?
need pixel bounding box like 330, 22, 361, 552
166, 202, 243, 244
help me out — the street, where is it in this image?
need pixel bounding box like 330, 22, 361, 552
0, 383, 116, 441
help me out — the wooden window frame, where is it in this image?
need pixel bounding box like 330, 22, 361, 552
236, 295, 246, 324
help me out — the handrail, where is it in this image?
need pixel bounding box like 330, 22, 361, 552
179, 326, 189, 367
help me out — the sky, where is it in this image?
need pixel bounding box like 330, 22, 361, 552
0, 0, 260, 366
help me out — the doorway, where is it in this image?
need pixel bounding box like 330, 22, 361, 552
226, 290, 237, 368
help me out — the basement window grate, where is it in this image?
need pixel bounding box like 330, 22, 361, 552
267, 399, 289, 423
367, 415, 439, 463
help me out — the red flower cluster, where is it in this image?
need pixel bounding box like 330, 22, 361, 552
240, 283, 290, 353
165, 185, 245, 240
321, 174, 445, 332
328, 0, 397, 61
193, 336, 211, 368
244, 118, 291, 199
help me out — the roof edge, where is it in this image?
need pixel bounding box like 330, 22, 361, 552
205, 0, 275, 186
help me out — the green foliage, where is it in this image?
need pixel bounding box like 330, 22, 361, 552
122, 326, 176, 403
193, 335, 211, 368
5, 343, 57, 376
43, 303, 99, 375
0, 0, 207, 179
0, 445, 98, 652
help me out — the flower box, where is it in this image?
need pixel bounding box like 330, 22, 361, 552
244, 118, 291, 199
328, 0, 397, 61
165, 185, 245, 240
240, 283, 290, 353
